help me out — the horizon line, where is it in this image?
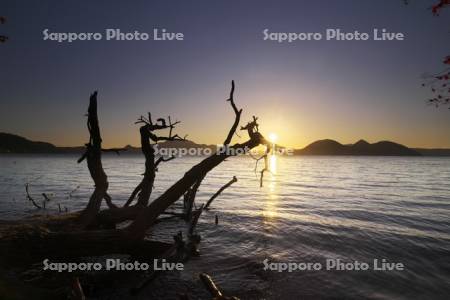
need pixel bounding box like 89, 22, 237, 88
2, 132, 450, 150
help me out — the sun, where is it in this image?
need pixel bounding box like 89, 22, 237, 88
268, 132, 278, 144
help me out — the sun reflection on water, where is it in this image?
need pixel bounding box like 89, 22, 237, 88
269, 153, 277, 175
263, 154, 279, 222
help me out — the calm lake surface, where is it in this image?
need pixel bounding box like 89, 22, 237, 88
0, 154, 449, 299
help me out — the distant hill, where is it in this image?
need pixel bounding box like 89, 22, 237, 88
294, 139, 422, 156
0, 133, 58, 153
1, 133, 449, 156
0, 132, 215, 154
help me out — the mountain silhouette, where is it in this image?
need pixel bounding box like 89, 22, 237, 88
295, 139, 422, 156
0, 132, 58, 153
1, 133, 449, 156
0, 132, 215, 154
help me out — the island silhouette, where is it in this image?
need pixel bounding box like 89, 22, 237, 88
2, 132, 449, 156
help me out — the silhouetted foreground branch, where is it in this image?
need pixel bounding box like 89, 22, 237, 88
77, 92, 117, 228
204, 176, 237, 209
224, 80, 242, 145
25, 183, 42, 209
0, 81, 271, 299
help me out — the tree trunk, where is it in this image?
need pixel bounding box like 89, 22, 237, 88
78, 92, 110, 228
125, 134, 264, 240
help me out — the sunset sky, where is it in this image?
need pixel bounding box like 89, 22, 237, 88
1, 0, 449, 148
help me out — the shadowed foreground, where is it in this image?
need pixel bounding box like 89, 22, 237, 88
0, 81, 270, 299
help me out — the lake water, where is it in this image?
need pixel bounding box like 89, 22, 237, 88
0, 154, 449, 299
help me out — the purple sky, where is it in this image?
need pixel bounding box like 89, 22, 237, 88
1, 0, 449, 148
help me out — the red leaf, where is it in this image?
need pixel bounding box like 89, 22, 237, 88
444, 56, 450, 65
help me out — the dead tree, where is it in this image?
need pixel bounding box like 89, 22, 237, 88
0, 82, 271, 299
124, 114, 180, 208
95, 81, 259, 230
107, 81, 266, 238
77, 92, 117, 227
93, 114, 180, 226
123, 81, 268, 240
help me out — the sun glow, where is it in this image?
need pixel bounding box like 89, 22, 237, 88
268, 132, 278, 144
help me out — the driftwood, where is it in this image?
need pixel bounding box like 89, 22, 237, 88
124, 116, 180, 208
0, 81, 271, 299
92, 118, 181, 227
24, 182, 54, 210
78, 92, 115, 228
199, 273, 239, 300
188, 204, 204, 236
89, 81, 268, 235
204, 176, 237, 209
25, 183, 42, 209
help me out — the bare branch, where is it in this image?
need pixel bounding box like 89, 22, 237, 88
124, 82, 271, 239
183, 178, 204, 221
204, 176, 237, 209
224, 80, 243, 145
155, 155, 176, 169
124, 115, 183, 208
25, 183, 42, 209
77, 147, 88, 163
104, 193, 117, 209
241, 115, 259, 136
188, 204, 204, 236
149, 133, 185, 143
123, 183, 142, 207
79, 92, 113, 227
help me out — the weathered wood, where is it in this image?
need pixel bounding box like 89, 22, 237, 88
78, 92, 111, 228
125, 132, 266, 240
25, 183, 42, 209
0, 81, 273, 300
224, 80, 242, 145
183, 178, 203, 221
123, 81, 268, 238
122, 114, 180, 210
200, 273, 223, 298
199, 273, 240, 300
86, 82, 267, 231
124, 125, 156, 207
188, 204, 204, 236
204, 176, 237, 209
